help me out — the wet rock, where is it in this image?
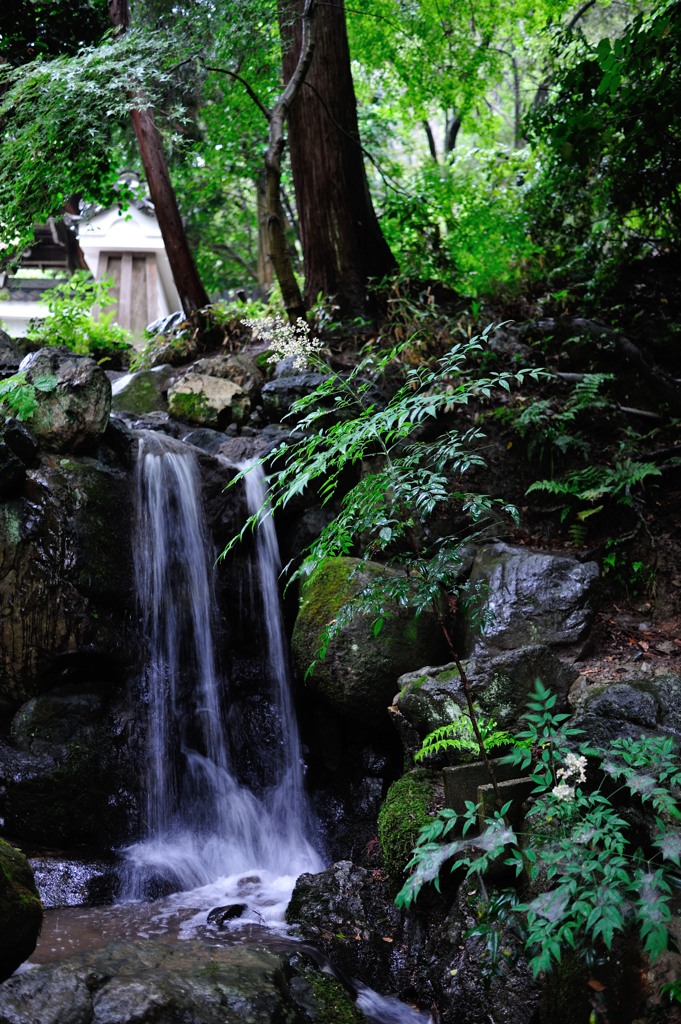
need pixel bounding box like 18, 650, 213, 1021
0, 441, 25, 496
168, 373, 250, 427
0, 837, 43, 982
10, 685, 106, 755
393, 645, 577, 757
110, 365, 175, 416
0, 454, 134, 704
19, 348, 112, 452
0, 331, 21, 372
291, 556, 448, 723
0, 939, 363, 1024
206, 903, 247, 925
463, 543, 599, 658
4, 418, 40, 467
261, 373, 327, 422
183, 426, 230, 454
287, 860, 401, 991
396, 887, 541, 1024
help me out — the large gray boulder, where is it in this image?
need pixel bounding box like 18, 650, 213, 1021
0, 939, 364, 1024
187, 352, 264, 402
261, 372, 327, 422
463, 543, 599, 657
291, 556, 448, 722
110, 365, 175, 416
19, 348, 111, 452
570, 670, 681, 747
168, 373, 250, 427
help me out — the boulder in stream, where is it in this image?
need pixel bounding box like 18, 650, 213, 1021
0, 939, 365, 1024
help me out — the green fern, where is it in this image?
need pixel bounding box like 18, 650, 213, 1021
526, 459, 661, 505
415, 709, 514, 762
0, 372, 57, 421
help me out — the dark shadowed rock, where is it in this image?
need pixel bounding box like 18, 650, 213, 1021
394, 644, 577, 751
0, 454, 134, 704
4, 418, 40, 467
0, 837, 43, 981
463, 543, 599, 657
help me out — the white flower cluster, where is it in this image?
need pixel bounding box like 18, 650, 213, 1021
0, 221, 21, 252
551, 752, 587, 802
242, 315, 322, 371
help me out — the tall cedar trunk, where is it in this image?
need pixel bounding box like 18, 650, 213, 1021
279, 0, 397, 317
108, 0, 209, 317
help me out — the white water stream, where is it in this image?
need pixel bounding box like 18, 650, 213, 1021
121, 435, 322, 925
29, 434, 430, 1023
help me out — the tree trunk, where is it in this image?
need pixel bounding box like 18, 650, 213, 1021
108, 0, 209, 317
279, 0, 397, 318
256, 172, 275, 298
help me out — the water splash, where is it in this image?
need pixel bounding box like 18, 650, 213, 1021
122, 435, 322, 918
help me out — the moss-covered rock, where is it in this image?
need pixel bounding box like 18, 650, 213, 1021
289, 964, 365, 1024
20, 348, 111, 453
111, 366, 174, 416
377, 769, 440, 891
291, 557, 447, 723
0, 837, 43, 981
167, 373, 249, 427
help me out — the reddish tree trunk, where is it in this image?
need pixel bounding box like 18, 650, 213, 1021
279, 0, 397, 317
109, 0, 209, 316
130, 106, 209, 315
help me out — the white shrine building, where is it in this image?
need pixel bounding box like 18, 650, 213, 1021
0, 203, 181, 348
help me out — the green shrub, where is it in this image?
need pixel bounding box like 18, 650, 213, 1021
397, 680, 681, 979
27, 271, 132, 362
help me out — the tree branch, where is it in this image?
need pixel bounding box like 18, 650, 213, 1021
200, 61, 271, 122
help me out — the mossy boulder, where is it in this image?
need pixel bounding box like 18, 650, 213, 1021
111, 365, 174, 416
167, 373, 249, 427
19, 348, 111, 453
377, 769, 440, 892
291, 556, 447, 722
0, 837, 43, 981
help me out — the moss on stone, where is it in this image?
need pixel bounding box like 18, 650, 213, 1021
378, 769, 437, 892
292, 557, 448, 719
0, 837, 42, 981
293, 965, 365, 1024
168, 389, 210, 423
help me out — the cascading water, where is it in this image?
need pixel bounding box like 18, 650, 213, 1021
28, 432, 431, 1024
122, 433, 322, 922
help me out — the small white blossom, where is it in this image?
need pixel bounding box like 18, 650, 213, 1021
557, 752, 587, 785
242, 315, 322, 371
551, 783, 575, 802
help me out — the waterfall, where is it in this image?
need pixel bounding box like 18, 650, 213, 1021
122, 433, 322, 918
